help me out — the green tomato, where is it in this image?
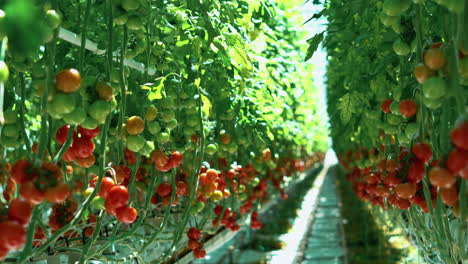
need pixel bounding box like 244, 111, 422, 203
140, 141, 155, 156
147, 121, 161, 135
405, 123, 419, 139
190, 201, 205, 214
238, 193, 248, 201
63, 107, 86, 125
251, 177, 260, 186
390, 101, 401, 114
89, 100, 111, 123
185, 106, 197, 115
2, 124, 18, 138
3, 110, 18, 124
160, 97, 175, 109
0, 61, 9, 82
227, 143, 238, 154
157, 131, 170, 143
383, 0, 411, 16
380, 14, 399, 27
46, 10, 61, 29
185, 142, 195, 151
113, 13, 128, 25
51, 93, 77, 115
122, 0, 140, 11
205, 143, 217, 155
422, 77, 447, 99
127, 16, 143, 31
238, 184, 246, 193
83, 187, 94, 198
91, 197, 106, 210
165, 119, 178, 130
424, 97, 442, 109
398, 132, 410, 144
383, 123, 399, 135
1, 134, 20, 148
441, 0, 464, 13
186, 116, 198, 127
81, 117, 99, 130
393, 39, 410, 56
387, 114, 404, 125
161, 110, 175, 122
127, 135, 145, 152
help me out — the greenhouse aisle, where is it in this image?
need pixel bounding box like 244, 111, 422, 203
186, 151, 348, 264
295, 167, 346, 264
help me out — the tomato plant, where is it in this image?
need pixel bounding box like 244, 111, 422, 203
0, 0, 327, 262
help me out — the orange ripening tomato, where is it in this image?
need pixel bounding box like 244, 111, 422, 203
414, 64, 434, 84
429, 167, 456, 188
423, 47, 446, 70
56, 69, 81, 93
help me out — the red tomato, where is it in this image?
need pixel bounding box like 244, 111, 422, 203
447, 149, 468, 175
412, 142, 432, 163
151, 150, 169, 167
187, 227, 201, 240
214, 205, 223, 216
395, 183, 417, 199
168, 151, 183, 168
161, 195, 179, 207
106, 185, 129, 210
8, 198, 32, 226
20, 182, 45, 205
407, 160, 425, 183
198, 173, 208, 185
78, 125, 100, 138
12, 159, 33, 184
429, 167, 456, 188
157, 182, 172, 197
188, 239, 201, 250
62, 147, 76, 162
220, 134, 232, 144
0, 246, 9, 260
176, 181, 187, 196
70, 136, 95, 158
0, 221, 26, 250
440, 186, 459, 206
193, 248, 206, 259
44, 183, 70, 203
381, 99, 393, 113
75, 154, 96, 168
205, 169, 218, 182
56, 125, 73, 145
451, 122, 468, 150
99, 177, 116, 199
399, 99, 417, 117
116, 206, 138, 224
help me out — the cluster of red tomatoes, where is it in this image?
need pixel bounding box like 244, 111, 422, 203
186, 227, 206, 259
212, 205, 240, 231
58, 125, 99, 168
341, 122, 467, 215
0, 198, 32, 259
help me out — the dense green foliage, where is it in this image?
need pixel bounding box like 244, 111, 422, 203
319, 0, 467, 263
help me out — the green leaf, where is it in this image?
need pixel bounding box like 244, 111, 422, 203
304, 32, 324, 61
142, 78, 165, 101
338, 92, 361, 123
303, 11, 324, 25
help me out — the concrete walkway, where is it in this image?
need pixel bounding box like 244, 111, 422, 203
296, 167, 346, 264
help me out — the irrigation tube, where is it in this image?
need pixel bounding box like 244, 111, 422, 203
57, 27, 156, 75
